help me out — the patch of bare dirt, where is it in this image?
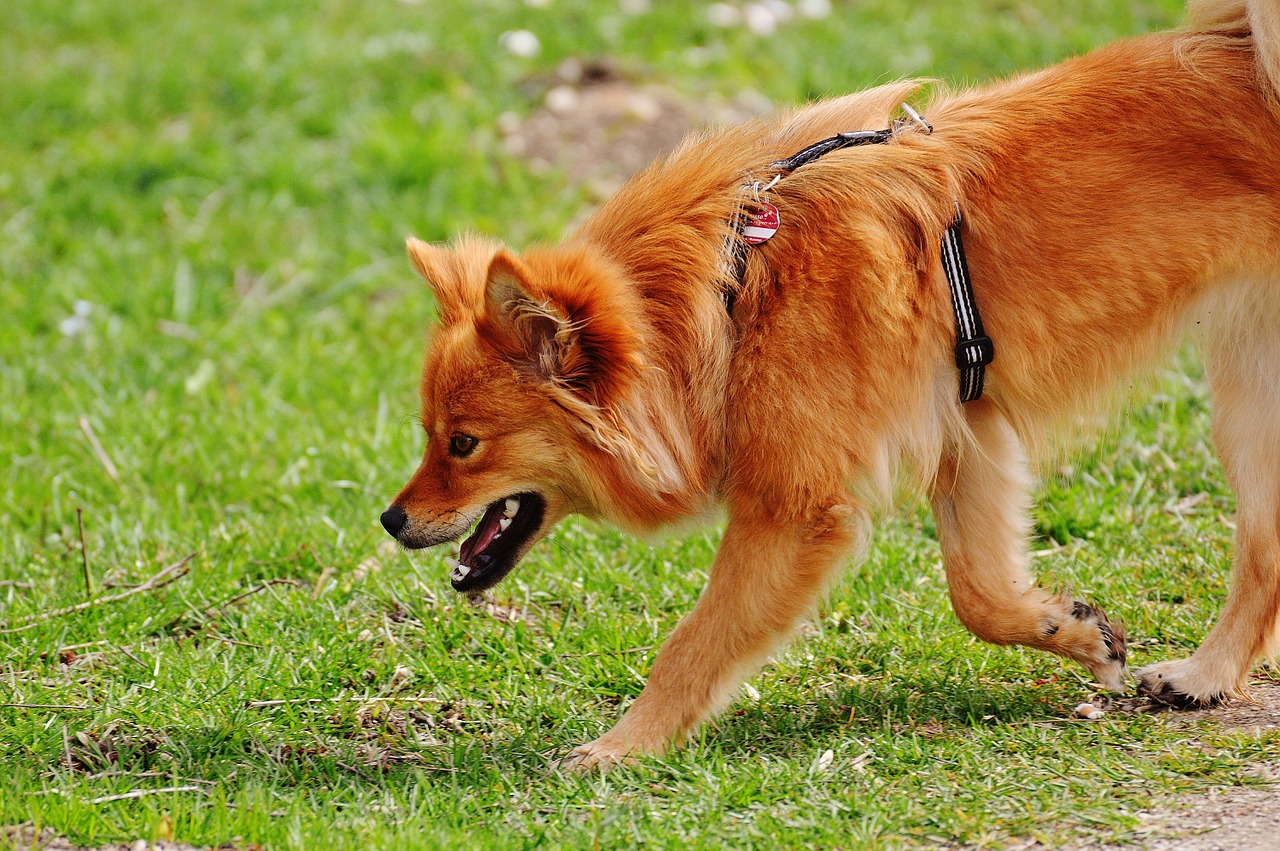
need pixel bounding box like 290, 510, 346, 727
1037, 678, 1280, 850
1059, 763, 1280, 851
499, 58, 771, 200
1142, 677, 1280, 734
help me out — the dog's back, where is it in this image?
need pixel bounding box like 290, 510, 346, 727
1190, 0, 1280, 100
920, 28, 1280, 436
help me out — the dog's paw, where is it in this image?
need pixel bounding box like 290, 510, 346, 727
1046, 600, 1128, 691
1134, 659, 1234, 708
1085, 654, 1129, 693
552, 738, 635, 774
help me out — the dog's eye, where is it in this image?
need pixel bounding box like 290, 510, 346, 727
449, 433, 478, 458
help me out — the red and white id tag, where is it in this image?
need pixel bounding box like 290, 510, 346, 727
741, 201, 780, 245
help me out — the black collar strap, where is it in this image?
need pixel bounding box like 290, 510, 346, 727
728, 108, 994, 403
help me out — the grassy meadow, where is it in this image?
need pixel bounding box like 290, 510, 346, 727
4, 0, 1277, 847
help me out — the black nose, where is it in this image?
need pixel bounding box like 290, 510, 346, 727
380, 505, 407, 537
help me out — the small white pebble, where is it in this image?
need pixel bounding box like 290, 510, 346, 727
544, 84, 579, 114
556, 57, 585, 84
743, 3, 778, 36
59, 315, 90, 337
625, 92, 662, 122
504, 135, 529, 157
357, 629, 374, 642
763, 0, 794, 24
684, 46, 712, 67
796, 0, 831, 19
499, 30, 541, 59
707, 3, 741, 27
496, 111, 523, 136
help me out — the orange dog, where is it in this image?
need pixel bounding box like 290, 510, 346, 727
381, 0, 1280, 768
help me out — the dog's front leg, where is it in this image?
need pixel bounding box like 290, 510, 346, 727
929, 400, 1127, 690
558, 500, 861, 771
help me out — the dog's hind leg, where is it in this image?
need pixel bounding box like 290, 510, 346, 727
1136, 326, 1280, 706
557, 499, 862, 771
929, 399, 1128, 690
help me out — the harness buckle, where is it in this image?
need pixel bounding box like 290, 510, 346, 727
955, 336, 995, 370
900, 102, 933, 134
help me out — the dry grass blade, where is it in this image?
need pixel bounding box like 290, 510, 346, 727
77, 415, 121, 486
88, 785, 205, 804
0, 703, 92, 711
166, 578, 303, 634
208, 578, 302, 614
77, 507, 93, 597
0, 553, 197, 634
246, 695, 444, 709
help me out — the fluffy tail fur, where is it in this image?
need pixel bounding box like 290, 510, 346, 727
1188, 0, 1280, 102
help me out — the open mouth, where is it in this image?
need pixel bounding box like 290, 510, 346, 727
446, 492, 545, 593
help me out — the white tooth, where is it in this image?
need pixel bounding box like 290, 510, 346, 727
499, 517, 512, 531
503, 497, 520, 518
445, 557, 460, 569
451, 563, 471, 581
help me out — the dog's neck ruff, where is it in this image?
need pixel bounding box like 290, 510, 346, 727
727, 107, 995, 403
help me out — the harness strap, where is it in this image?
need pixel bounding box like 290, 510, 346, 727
728, 110, 994, 403
940, 208, 994, 403
769, 129, 896, 173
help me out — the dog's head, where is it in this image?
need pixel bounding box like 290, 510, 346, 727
380, 234, 649, 593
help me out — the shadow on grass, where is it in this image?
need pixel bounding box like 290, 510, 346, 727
707, 672, 1072, 760
21, 666, 1101, 795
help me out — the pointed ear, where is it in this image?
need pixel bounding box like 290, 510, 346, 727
483, 250, 573, 383
482, 249, 643, 405
407, 237, 466, 324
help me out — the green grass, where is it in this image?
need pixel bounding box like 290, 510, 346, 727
4, 0, 1276, 847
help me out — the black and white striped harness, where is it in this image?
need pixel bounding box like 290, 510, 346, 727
939, 204, 993, 403
727, 111, 994, 403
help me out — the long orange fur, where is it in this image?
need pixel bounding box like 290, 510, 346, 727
385, 0, 1280, 768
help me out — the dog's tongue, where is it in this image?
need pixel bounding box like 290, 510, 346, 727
459, 502, 504, 563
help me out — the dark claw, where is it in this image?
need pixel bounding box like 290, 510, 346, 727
1135, 673, 1222, 709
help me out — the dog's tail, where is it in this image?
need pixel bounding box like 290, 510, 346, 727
1188, 0, 1280, 103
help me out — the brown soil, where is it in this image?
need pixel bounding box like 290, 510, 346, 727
1013, 679, 1280, 851
498, 58, 770, 202
1080, 679, 1280, 851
